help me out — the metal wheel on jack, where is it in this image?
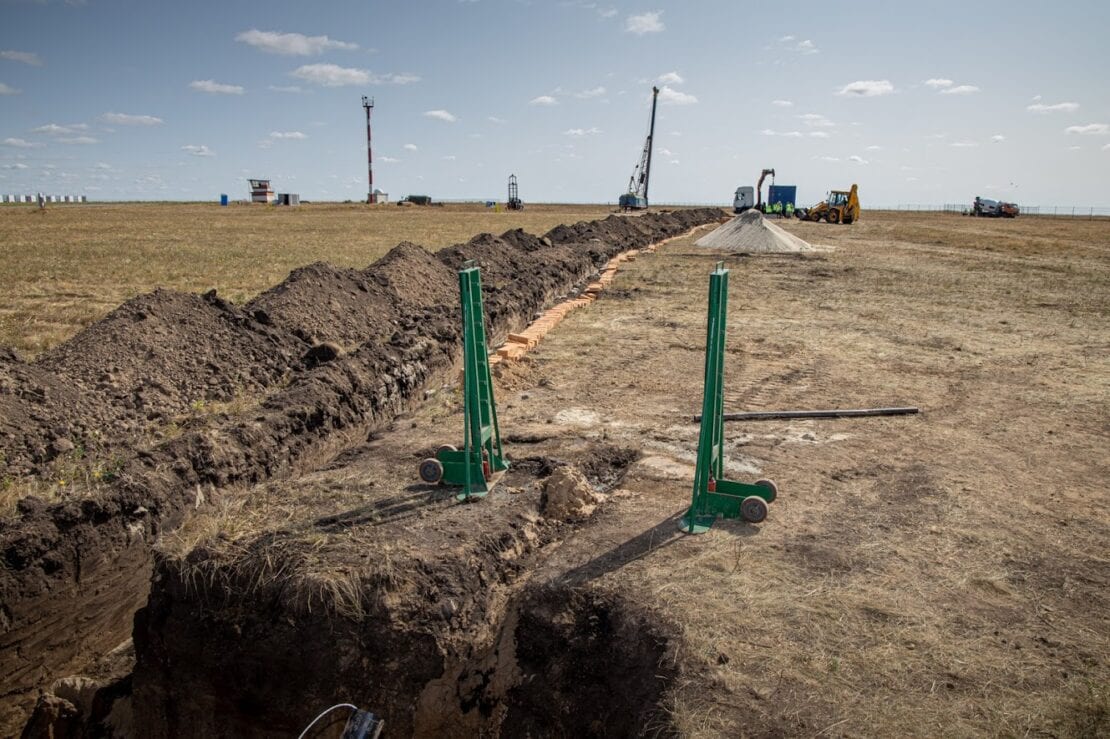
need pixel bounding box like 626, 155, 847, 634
419, 458, 444, 484
740, 496, 769, 523
754, 479, 778, 502
437, 444, 457, 456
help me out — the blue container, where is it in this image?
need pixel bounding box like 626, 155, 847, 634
767, 185, 796, 208
220, 194, 229, 206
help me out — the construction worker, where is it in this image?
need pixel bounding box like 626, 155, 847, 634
785, 202, 795, 218
772, 201, 783, 215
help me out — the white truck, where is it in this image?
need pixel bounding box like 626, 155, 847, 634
733, 186, 754, 213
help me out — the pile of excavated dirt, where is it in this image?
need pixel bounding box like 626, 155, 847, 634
695, 209, 817, 253
0, 207, 725, 734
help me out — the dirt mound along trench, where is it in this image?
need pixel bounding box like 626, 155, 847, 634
0, 208, 725, 734
2, 289, 305, 477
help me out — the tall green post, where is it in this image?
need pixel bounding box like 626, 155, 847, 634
680, 262, 779, 533
417, 261, 508, 501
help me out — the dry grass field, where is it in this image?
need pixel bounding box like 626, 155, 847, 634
2, 205, 1107, 736
0, 202, 612, 356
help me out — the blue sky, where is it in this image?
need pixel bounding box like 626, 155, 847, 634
1, 0, 1108, 205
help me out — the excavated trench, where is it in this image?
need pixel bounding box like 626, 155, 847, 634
1, 208, 723, 734
121, 445, 674, 739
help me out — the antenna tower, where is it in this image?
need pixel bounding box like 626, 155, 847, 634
362, 96, 376, 204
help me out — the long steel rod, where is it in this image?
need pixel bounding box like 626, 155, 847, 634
693, 407, 920, 422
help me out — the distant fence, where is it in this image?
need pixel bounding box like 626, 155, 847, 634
2, 194, 87, 204
871, 204, 1110, 218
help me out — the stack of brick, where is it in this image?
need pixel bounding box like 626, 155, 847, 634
489, 226, 703, 364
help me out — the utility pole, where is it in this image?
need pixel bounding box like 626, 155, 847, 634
362, 96, 375, 204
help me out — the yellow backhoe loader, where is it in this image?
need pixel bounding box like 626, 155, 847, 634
797, 184, 860, 224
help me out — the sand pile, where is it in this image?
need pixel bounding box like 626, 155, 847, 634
695, 210, 816, 253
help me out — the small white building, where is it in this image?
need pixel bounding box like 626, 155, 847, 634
248, 178, 274, 204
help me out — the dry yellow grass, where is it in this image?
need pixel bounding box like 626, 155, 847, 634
0, 201, 614, 356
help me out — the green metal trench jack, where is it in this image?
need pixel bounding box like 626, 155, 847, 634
418, 261, 508, 501
680, 262, 779, 533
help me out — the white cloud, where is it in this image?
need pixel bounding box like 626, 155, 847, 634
761, 129, 803, 138
0, 83, 20, 95
379, 156, 399, 163
771, 99, 793, 107
235, 29, 357, 56
101, 112, 163, 125
924, 78, 953, 88
848, 155, 868, 164
442, 155, 457, 161
940, 84, 979, 95
488, 116, 506, 124
799, 113, 834, 128
95, 162, 112, 170
626, 11, 664, 34
866, 145, 882, 150
1103, 143, 1110, 151
530, 95, 557, 106
836, 80, 894, 97
181, 144, 214, 157
819, 156, 840, 162
658, 85, 696, 105
809, 131, 830, 138
291, 64, 419, 87
779, 36, 817, 54
991, 134, 1006, 143
950, 140, 979, 148
403, 143, 418, 151
31, 123, 88, 135
268, 85, 306, 93
0, 50, 42, 66
2, 137, 41, 148
657, 71, 683, 85
3, 163, 29, 170
1065, 123, 1109, 135
58, 136, 98, 144
424, 109, 458, 122
659, 147, 674, 157
575, 86, 607, 99
1027, 101, 1079, 113
189, 79, 244, 95
564, 127, 602, 136
269, 131, 307, 140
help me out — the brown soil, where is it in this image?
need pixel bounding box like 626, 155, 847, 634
101, 213, 1108, 738
0, 208, 723, 734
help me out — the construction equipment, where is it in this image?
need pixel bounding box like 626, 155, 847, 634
971, 196, 1019, 218
618, 86, 659, 211
755, 168, 775, 210
507, 174, 523, 210
797, 184, 860, 224
680, 262, 780, 534
734, 169, 796, 215
418, 261, 508, 501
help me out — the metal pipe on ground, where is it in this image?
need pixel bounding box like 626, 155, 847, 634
692, 406, 920, 422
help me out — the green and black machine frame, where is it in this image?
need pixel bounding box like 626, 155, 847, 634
681, 262, 779, 533
418, 261, 508, 501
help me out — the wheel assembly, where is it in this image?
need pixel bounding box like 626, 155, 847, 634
740, 496, 769, 523
754, 478, 778, 502
418, 458, 444, 484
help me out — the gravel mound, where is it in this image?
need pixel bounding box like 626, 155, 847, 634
695, 210, 816, 253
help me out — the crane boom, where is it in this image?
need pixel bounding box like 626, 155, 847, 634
619, 86, 660, 211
